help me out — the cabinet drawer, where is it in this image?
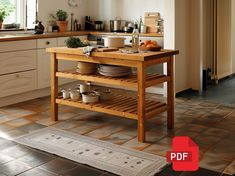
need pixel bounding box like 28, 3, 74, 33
0, 50, 36, 75
0, 40, 36, 53
0, 70, 37, 98
37, 38, 57, 49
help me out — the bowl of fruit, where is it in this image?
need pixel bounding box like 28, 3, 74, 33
139, 40, 161, 51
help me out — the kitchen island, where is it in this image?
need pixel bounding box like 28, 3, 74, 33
46, 47, 179, 142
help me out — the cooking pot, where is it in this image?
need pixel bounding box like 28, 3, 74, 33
110, 18, 126, 32
103, 36, 125, 48
94, 21, 104, 31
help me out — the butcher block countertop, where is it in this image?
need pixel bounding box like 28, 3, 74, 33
0, 31, 163, 42
46, 47, 178, 62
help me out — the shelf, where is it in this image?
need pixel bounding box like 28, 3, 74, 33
56, 94, 167, 120
56, 70, 169, 88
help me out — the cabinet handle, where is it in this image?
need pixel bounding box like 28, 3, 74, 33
46, 41, 50, 45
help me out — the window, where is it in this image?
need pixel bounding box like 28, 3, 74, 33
0, 0, 37, 29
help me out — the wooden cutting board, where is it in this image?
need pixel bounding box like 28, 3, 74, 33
95, 47, 119, 52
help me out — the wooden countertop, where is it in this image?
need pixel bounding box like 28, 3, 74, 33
46, 47, 178, 62
0, 31, 163, 42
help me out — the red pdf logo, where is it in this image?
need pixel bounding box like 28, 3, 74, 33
166, 136, 199, 171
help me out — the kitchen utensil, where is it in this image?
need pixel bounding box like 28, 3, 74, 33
94, 21, 104, 31
144, 12, 160, 33
103, 36, 125, 48
79, 84, 90, 94
110, 17, 126, 32
98, 64, 132, 77
61, 89, 70, 99
77, 62, 97, 75
70, 90, 80, 100
93, 88, 111, 100
95, 47, 119, 52
82, 92, 99, 103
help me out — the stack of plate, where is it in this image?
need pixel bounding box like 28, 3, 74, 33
76, 62, 97, 75
98, 64, 132, 77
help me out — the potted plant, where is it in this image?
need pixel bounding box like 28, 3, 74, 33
51, 9, 68, 32
0, 4, 15, 29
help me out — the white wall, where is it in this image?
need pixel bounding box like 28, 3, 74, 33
37, 0, 88, 30
86, 0, 164, 30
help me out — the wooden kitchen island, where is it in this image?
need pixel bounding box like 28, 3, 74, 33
46, 47, 179, 142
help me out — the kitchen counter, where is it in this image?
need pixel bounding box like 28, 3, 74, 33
0, 31, 163, 42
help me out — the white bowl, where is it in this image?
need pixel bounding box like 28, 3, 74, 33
103, 37, 125, 48
82, 93, 99, 103
93, 88, 112, 100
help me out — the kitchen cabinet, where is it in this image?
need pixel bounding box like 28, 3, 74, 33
0, 50, 36, 75
0, 70, 37, 98
46, 47, 179, 142
37, 36, 87, 89
0, 40, 37, 97
37, 38, 57, 89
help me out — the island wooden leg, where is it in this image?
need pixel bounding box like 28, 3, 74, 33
137, 63, 146, 142
51, 53, 58, 121
167, 56, 174, 129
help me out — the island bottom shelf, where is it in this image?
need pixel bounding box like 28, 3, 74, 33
56, 94, 167, 120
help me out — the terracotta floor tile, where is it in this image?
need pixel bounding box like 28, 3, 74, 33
17, 149, 55, 167
199, 155, 230, 173
86, 124, 125, 139
18, 167, 57, 176
0, 160, 32, 175
202, 128, 230, 137
223, 160, 235, 175
143, 143, 171, 157
68, 124, 100, 135
0, 145, 30, 159
38, 158, 77, 174
25, 113, 49, 122
183, 124, 208, 133
17, 123, 46, 133
122, 138, 151, 150
36, 118, 57, 126
1, 129, 29, 140
4, 118, 32, 128
51, 121, 80, 130
102, 132, 134, 145
1, 107, 36, 118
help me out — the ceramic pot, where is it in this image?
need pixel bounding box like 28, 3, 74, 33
56, 21, 68, 32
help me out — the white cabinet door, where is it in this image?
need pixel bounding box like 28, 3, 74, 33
37, 38, 58, 89
0, 70, 37, 98
0, 50, 36, 75
37, 49, 51, 89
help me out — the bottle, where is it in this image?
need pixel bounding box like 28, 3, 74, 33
132, 24, 139, 51
139, 16, 143, 33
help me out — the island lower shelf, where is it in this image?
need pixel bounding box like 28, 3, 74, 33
56, 94, 167, 120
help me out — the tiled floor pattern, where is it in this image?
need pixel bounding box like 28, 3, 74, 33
0, 93, 234, 175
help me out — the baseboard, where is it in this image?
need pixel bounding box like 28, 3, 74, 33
0, 82, 78, 107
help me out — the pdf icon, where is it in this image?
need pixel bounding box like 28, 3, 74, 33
166, 136, 199, 171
